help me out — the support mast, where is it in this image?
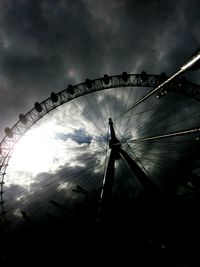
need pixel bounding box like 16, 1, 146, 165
99, 118, 158, 221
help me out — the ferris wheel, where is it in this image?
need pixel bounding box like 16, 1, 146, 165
0, 50, 200, 237
0, 72, 200, 231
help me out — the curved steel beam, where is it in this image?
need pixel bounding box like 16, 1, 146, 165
0, 73, 199, 227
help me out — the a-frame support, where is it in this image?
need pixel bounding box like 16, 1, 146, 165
99, 118, 158, 221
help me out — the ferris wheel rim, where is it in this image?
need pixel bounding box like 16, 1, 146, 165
0, 72, 200, 227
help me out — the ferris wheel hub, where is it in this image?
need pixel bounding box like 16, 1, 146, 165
108, 118, 121, 156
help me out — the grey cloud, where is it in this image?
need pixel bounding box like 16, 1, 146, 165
0, 0, 199, 139
1, 0, 200, 242
3, 147, 104, 228
56, 128, 92, 144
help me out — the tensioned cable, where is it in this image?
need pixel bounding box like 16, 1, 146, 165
74, 99, 107, 143
5, 158, 104, 218
4, 149, 106, 207
30, 168, 104, 221
4, 148, 106, 200
121, 92, 169, 137
114, 124, 152, 179
123, 92, 183, 138
84, 93, 108, 133
124, 94, 200, 143
118, 69, 184, 117
129, 127, 200, 143
1, 73, 200, 230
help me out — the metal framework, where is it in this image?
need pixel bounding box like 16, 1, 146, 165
99, 118, 159, 221
0, 72, 200, 226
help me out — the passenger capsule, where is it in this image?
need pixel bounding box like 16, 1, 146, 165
34, 102, 42, 113
68, 84, 74, 95
5, 127, 13, 138
121, 72, 128, 83
19, 114, 27, 124
102, 74, 110, 85
85, 79, 92, 89
140, 71, 148, 82
50, 92, 58, 103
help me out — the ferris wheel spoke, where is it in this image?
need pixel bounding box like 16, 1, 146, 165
72, 100, 108, 143
123, 94, 180, 139
121, 69, 184, 116
1, 70, 200, 231
129, 127, 200, 143
85, 93, 108, 133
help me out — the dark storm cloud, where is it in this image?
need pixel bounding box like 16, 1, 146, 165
1, 1, 200, 223
0, 0, 96, 136
0, 0, 199, 139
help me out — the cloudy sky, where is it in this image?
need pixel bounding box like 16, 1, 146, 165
0, 0, 199, 138
0, 0, 200, 237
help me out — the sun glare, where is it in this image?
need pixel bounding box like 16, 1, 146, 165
9, 122, 60, 175
5, 118, 94, 188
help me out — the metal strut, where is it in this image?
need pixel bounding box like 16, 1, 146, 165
98, 118, 121, 220
99, 118, 158, 221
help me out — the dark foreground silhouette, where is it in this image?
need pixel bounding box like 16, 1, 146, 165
1, 186, 200, 267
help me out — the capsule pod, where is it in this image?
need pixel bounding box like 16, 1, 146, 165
51, 92, 58, 103
34, 102, 42, 113
85, 79, 92, 89
68, 84, 74, 95
19, 113, 27, 124
141, 71, 148, 82
102, 74, 110, 85
5, 127, 13, 138
121, 72, 128, 83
